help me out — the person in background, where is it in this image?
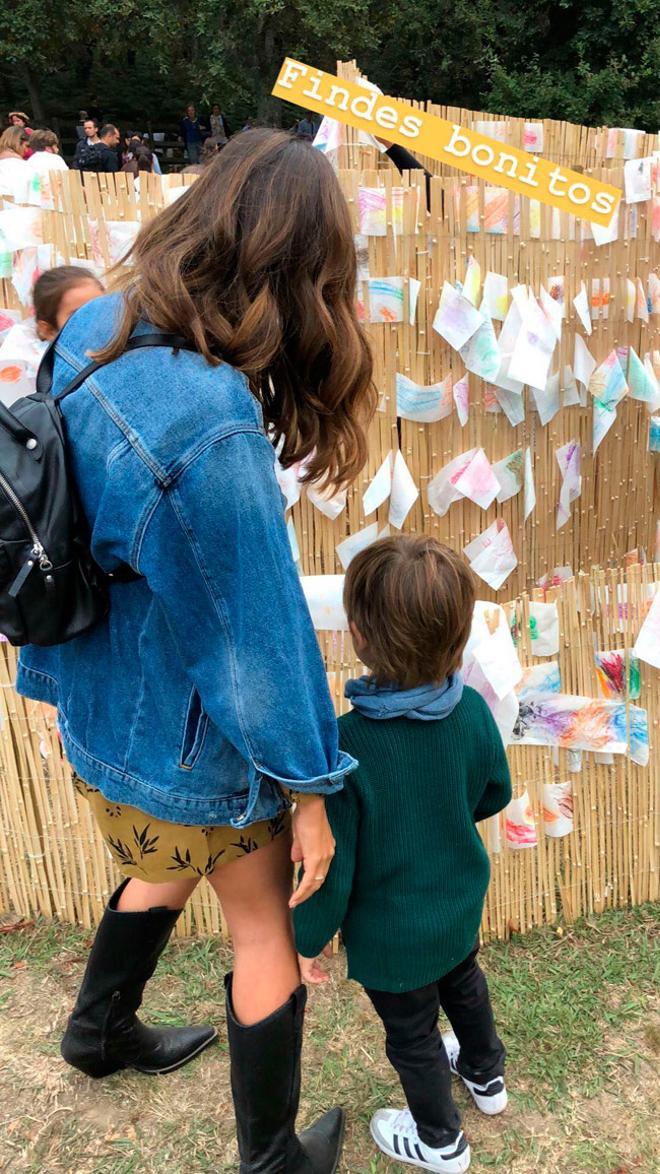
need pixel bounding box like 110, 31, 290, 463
75, 123, 121, 173
8, 111, 32, 133
296, 115, 317, 140
0, 266, 104, 408
180, 103, 204, 164
141, 134, 162, 174
121, 135, 145, 175
25, 129, 69, 175
8, 112, 33, 157
33, 265, 104, 340
75, 110, 89, 140
121, 131, 138, 167
295, 536, 512, 1174
72, 118, 100, 168
0, 127, 29, 197
181, 136, 222, 174
208, 103, 231, 142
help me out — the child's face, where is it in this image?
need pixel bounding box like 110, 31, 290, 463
37, 280, 103, 341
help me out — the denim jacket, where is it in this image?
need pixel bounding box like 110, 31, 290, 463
17, 294, 354, 826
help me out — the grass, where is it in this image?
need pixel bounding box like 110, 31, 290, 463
0, 904, 658, 1172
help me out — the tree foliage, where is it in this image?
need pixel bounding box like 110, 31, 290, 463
2, 0, 658, 132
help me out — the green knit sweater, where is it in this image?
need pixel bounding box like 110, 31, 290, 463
293, 686, 512, 993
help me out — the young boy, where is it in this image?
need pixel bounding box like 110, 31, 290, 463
294, 535, 512, 1173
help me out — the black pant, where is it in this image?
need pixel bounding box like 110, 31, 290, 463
365, 942, 505, 1148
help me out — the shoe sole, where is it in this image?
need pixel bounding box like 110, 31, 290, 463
370, 1122, 470, 1173
133, 1027, 219, 1075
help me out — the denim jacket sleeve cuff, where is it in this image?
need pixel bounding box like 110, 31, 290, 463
255, 750, 357, 797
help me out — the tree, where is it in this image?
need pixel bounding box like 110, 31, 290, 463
2, 0, 658, 133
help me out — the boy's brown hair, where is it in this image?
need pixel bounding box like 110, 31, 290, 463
344, 535, 475, 689
29, 129, 60, 153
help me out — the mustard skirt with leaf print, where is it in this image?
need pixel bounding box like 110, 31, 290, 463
74, 776, 291, 882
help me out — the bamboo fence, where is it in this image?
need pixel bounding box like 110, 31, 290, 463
0, 85, 658, 936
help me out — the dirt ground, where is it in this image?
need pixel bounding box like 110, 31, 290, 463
0, 905, 658, 1173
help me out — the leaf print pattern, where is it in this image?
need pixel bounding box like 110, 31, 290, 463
231, 835, 260, 855
167, 845, 226, 877
267, 813, 288, 840
75, 777, 291, 880
106, 835, 140, 870
132, 824, 160, 858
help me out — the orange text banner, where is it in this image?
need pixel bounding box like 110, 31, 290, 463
272, 58, 621, 227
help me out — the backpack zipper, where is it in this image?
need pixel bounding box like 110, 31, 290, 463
0, 471, 53, 571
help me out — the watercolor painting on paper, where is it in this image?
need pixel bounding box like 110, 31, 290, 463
428, 448, 500, 516
368, 278, 404, 324
433, 282, 483, 350
463, 520, 518, 590
459, 316, 501, 382
512, 695, 627, 753
629, 705, 649, 766
396, 372, 452, 424
357, 186, 387, 236
300, 575, 348, 631
594, 649, 641, 700
505, 792, 537, 849
516, 661, 561, 701
481, 188, 508, 234
543, 782, 573, 837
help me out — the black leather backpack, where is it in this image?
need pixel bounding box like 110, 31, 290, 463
0, 332, 195, 647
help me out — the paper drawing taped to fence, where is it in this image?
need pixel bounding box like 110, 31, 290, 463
358, 186, 387, 235
505, 792, 537, 849
594, 650, 641, 699
542, 782, 573, 837
396, 373, 452, 423
512, 695, 627, 753
273, 60, 621, 226
433, 282, 483, 350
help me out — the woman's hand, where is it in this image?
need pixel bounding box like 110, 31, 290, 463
298, 945, 332, 984
289, 794, 335, 908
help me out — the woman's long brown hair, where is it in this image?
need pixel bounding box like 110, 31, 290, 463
96, 128, 375, 487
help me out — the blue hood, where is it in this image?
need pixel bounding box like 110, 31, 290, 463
345, 673, 464, 721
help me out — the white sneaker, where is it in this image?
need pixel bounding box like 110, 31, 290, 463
442, 1031, 508, 1116
370, 1108, 471, 1172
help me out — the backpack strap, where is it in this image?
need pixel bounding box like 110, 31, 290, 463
53, 332, 199, 402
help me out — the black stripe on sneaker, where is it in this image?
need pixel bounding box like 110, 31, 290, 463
403, 1137, 414, 1159
471, 1078, 505, 1096
454, 1131, 469, 1155
393, 1133, 401, 1156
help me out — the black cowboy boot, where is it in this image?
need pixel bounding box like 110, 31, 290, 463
60, 879, 217, 1078
225, 975, 345, 1173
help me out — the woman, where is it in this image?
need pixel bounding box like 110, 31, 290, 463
121, 136, 154, 177
209, 103, 231, 142
17, 129, 374, 1170
8, 110, 32, 131
0, 126, 29, 197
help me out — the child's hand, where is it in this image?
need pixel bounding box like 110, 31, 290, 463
298, 945, 332, 985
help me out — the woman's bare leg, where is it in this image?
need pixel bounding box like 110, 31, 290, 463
116, 875, 201, 912
207, 833, 299, 1025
